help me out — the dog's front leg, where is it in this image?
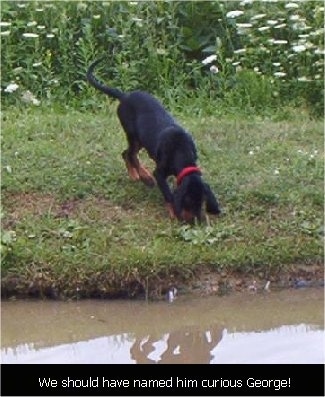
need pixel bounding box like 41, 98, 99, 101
153, 169, 176, 219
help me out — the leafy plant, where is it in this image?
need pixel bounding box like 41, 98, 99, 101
176, 224, 240, 245
1, 1, 323, 116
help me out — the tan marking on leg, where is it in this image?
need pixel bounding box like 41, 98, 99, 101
124, 158, 140, 181
138, 165, 155, 187
182, 209, 195, 223
166, 203, 176, 219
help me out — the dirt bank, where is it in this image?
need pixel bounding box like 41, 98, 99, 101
1, 263, 323, 301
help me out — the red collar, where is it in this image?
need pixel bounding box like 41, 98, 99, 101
176, 166, 201, 186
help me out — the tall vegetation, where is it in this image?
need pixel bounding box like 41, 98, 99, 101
1, 1, 324, 116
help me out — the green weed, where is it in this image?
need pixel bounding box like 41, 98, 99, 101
1, 1, 323, 116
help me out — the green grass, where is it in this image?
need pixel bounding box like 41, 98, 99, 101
1, 104, 323, 298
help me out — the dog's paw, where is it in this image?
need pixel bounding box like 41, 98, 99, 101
138, 166, 156, 187
165, 202, 176, 219
127, 168, 140, 181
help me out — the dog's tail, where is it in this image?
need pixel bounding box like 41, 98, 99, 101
86, 58, 125, 101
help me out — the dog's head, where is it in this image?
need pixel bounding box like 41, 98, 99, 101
173, 174, 221, 223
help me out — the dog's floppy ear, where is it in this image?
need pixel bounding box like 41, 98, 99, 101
204, 183, 221, 214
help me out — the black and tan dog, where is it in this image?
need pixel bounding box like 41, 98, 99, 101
87, 58, 221, 222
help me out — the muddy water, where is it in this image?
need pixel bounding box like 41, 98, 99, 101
1, 289, 324, 364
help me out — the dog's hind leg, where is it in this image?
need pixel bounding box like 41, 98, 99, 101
122, 146, 140, 181
122, 141, 155, 187
118, 104, 155, 187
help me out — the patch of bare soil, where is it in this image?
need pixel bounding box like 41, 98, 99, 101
2, 192, 133, 226
3, 192, 59, 226
186, 264, 324, 298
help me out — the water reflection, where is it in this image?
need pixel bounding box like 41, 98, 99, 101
131, 326, 223, 363
2, 324, 323, 364
2, 290, 324, 364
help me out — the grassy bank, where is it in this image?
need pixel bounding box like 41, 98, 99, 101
1, 105, 323, 299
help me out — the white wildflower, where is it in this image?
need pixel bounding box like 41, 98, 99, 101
46, 33, 55, 38
36, 8, 44, 12
310, 28, 324, 37
267, 20, 278, 26
285, 2, 299, 9
274, 168, 280, 175
32, 98, 40, 106
21, 90, 40, 106
292, 44, 306, 53
210, 65, 219, 74
249, 150, 254, 155
22, 33, 39, 38
0, 31, 10, 36
314, 60, 323, 67
239, 0, 253, 5
258, 26, 270, 32
297, 76, 310, 82
4, 83, 19, 93
32, 62, 42, 67
232, 61, 241, 66
250, 14, 266, 21
226, 10, 244, 18
13, 67, 23, 74
0, 21, 11, 27
315, 48, 325, 55
77, 2, 87, 11
236, 23, 253, 28
304, 42, 315, 50
258, 46, 269, 53
37, 25, 46, 30
273, 62, 281, 67
27, 21, 37, 27
93, 15, 101, 19
202, 54, 217, 65
274, 23, 286, 29
156, 48, 166, 55
290, 15, 300, 21
273, 40, 288, 45
274, 72, 286, 77
233, 48, 246, 54
132, 18, 143, 26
